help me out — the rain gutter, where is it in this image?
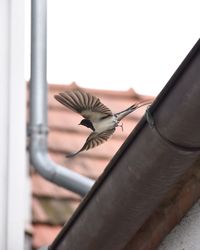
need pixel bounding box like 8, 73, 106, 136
49, 38, 200, 250
29, 0, 94, 197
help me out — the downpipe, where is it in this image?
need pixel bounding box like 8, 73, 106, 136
29, 0, 94, 197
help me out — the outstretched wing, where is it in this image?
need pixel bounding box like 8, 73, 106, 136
54, 89, 113, 121
66, 128, 115, 157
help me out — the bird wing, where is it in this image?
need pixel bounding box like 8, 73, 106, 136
66, 128, 115, 157
54, 90, 113, 120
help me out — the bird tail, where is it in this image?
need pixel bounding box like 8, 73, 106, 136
115, 100, 152, 121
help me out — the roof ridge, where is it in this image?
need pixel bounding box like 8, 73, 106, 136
48, 82, 142, 99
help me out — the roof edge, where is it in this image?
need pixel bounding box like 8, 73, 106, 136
49, 39, 200, 250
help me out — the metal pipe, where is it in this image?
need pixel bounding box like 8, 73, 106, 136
29, 0, 94, 197
49, 39, 200, 250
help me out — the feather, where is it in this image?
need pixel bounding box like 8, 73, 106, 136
66, 128, 115, 157
54, 90, 113, 121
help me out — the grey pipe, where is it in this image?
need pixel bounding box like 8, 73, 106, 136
29, 0, 94, 197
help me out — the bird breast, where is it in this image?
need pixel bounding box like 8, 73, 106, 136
92, 116, 117, 133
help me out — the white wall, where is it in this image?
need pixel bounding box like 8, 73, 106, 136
0, 0, 26, 249
159, 199, 200, 250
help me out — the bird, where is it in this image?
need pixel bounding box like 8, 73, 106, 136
54, 89, 151, 157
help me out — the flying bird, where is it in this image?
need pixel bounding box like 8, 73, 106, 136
54, 89, 151, 157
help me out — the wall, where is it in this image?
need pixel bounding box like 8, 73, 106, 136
159, 199, 200, 250
0, 0, 26, 249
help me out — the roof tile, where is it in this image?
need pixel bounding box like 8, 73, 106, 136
32, 224, 61, 249
32, 173, 82, 199
32, 197, 79, 225
30, 83, 152, 248
48, 130, 125, 159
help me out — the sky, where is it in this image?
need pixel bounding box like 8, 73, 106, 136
25, 0, 199, 96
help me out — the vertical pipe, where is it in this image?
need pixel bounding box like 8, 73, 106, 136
30, 0, 47, 126
29, 0, 94, 196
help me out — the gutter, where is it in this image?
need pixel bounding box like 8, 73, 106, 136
49, 39, 200, 250
29, 0, 94, 197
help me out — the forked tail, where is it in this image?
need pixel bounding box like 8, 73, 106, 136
115, 100, 152, 121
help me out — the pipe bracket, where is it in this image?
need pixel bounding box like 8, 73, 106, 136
27, 123, 49, 136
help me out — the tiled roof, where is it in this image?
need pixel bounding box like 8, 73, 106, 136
31, 82, 152, 249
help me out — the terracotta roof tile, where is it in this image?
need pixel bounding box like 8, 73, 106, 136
48, 82, 140, 99
32, 173, 81, 199
48, 130, 125, 159
48, 152, 108, 179
32, 196, 79, 225
32, 224, 62, 249
48, 109, 140, 134
30, 83, 152, 248
27, 56, 200, 249
32, 198, 50, 223
48, 84, 152, 119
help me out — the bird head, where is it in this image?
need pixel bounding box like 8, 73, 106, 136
79, 119, 95, 131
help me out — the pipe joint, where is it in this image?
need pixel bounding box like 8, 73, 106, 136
28, 123, 49, 137
30, 0, 94, 197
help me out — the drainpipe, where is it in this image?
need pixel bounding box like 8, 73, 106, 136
29, 0, 94, 197
49, 40, 200, 250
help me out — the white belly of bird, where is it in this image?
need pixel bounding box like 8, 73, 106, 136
93, 116, 117, 133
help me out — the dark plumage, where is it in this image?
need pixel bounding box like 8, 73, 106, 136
79, 119, 95, 131
54, 89, 151, 157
